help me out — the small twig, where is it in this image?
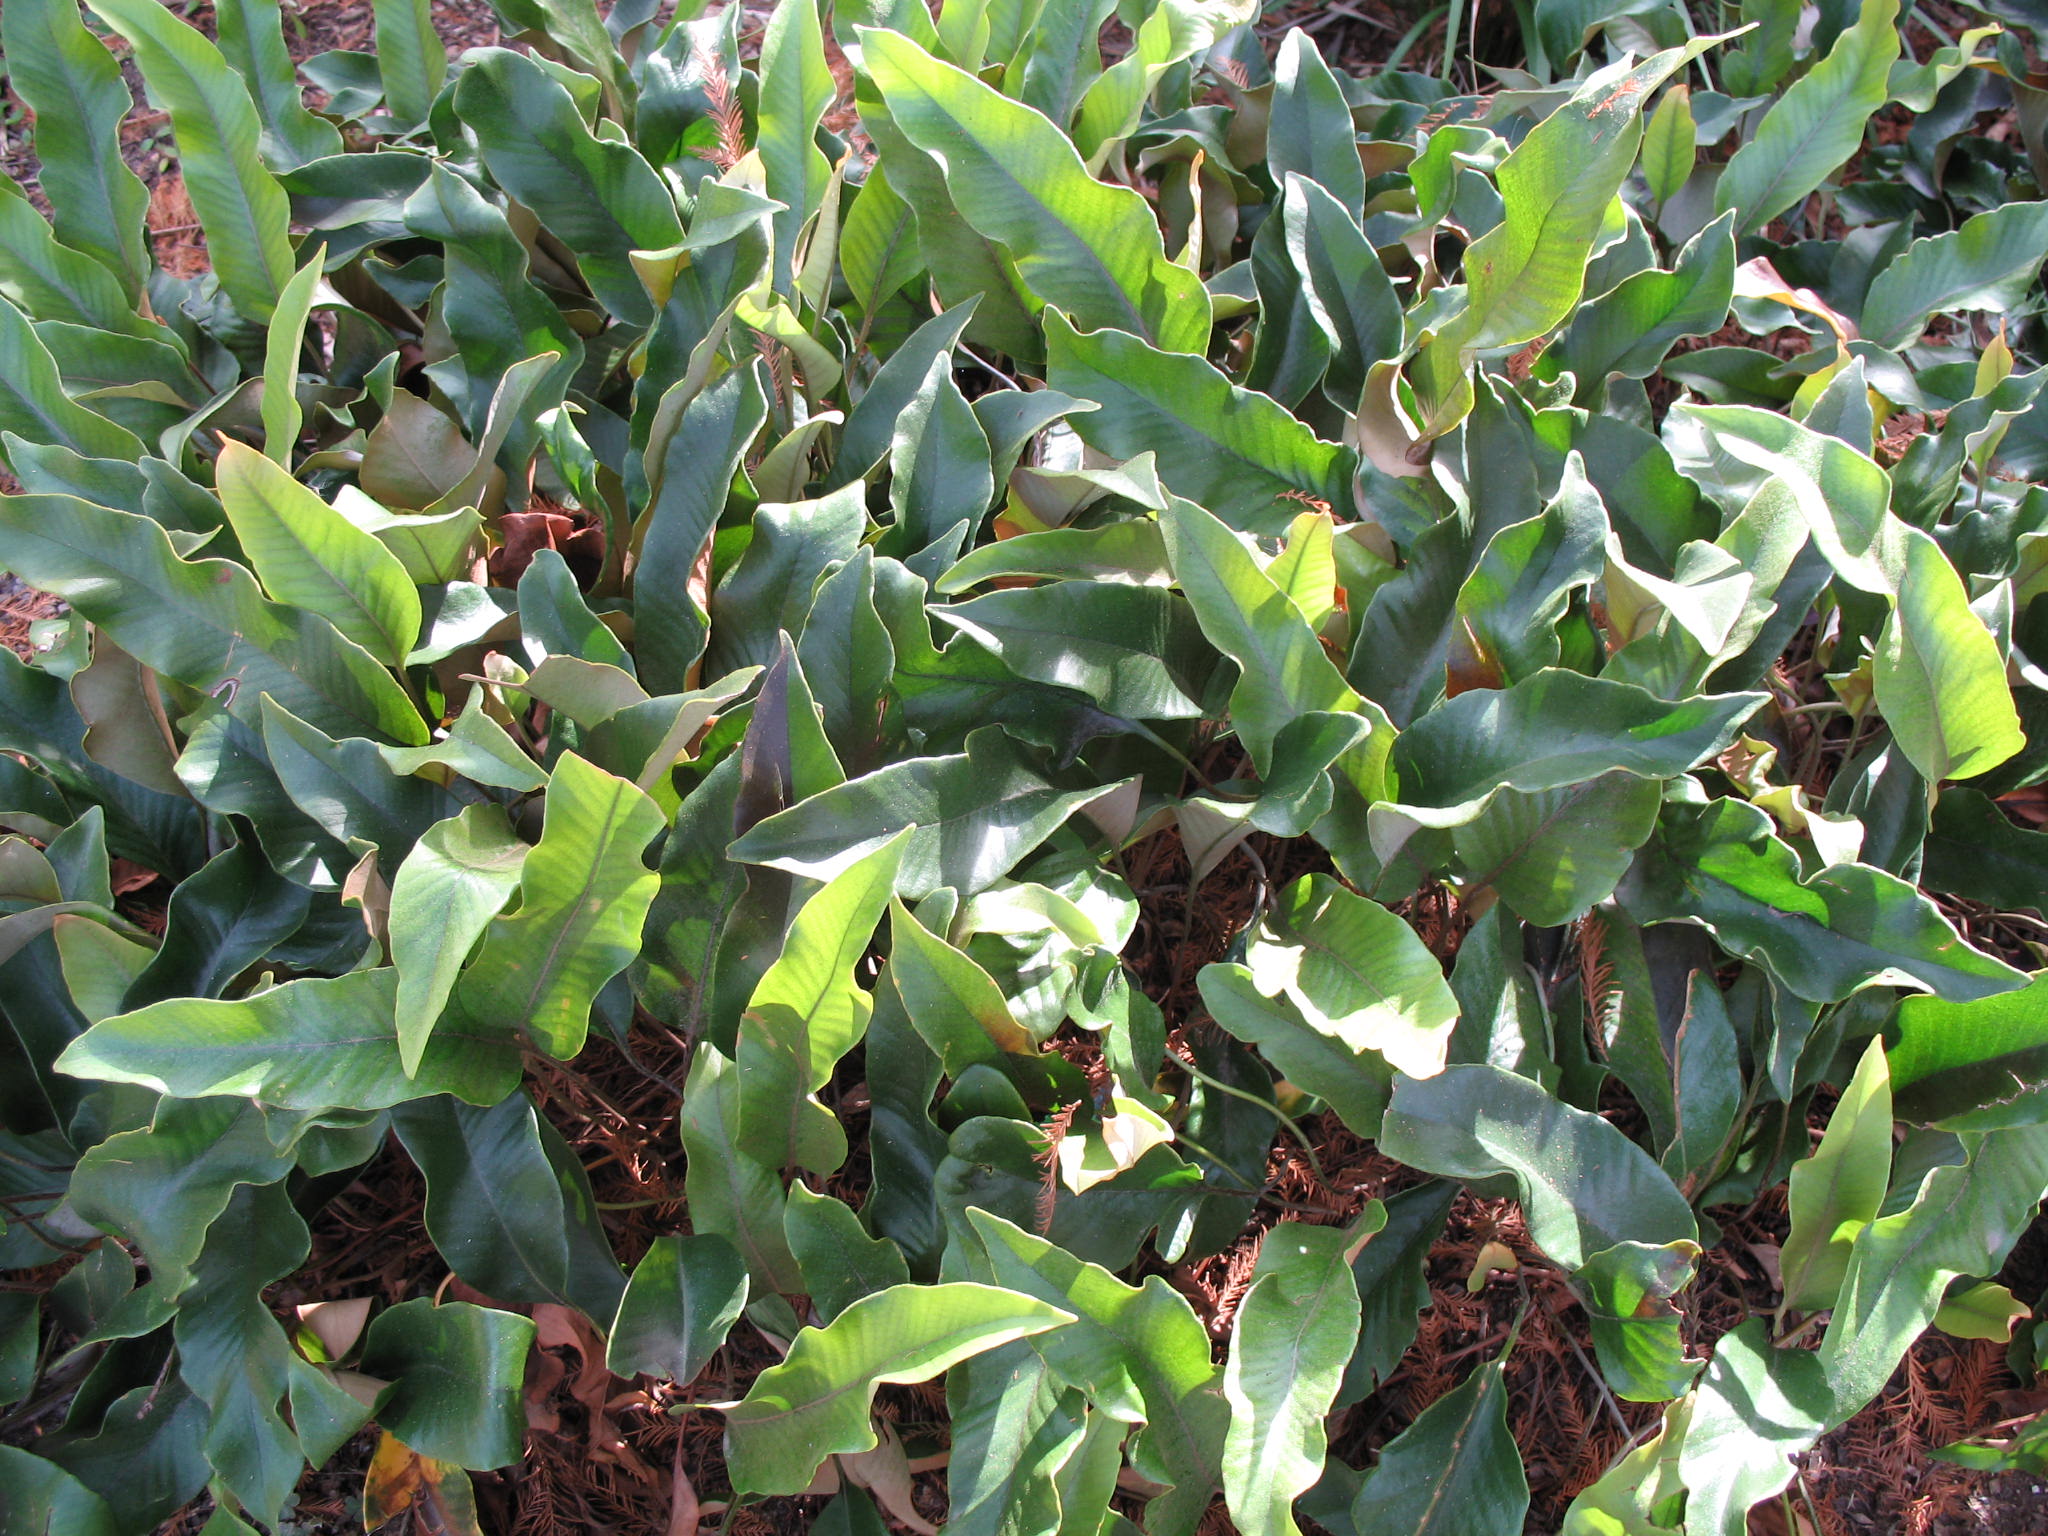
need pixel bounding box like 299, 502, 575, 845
1172, 1046, 1331, 1187
958, 344, 1025, 392
1795, 1469, 1828, 1536
1775, 1310, 1826, 1351
1559, 1321, 1634, 1440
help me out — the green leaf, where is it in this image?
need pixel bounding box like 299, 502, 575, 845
260, 250, 322, 465
966, 1209, 1227, 1531
758, 0, 835, 293
936, 581, 1211, 722
1282, 173, 1403, 401
392, 1093, 624, 1320
1198, 962, 1394, 1138
454, 50, 682, 327
217, 443, 423, 667
0, 299, 144, 465
372, 0, 447, 126
1578, 1240, 1701, 1402
1780, 1037, 1893, 1312
1381, 670, 1762, 827
785, 1183, 911, 1323
706, 484, 868, 677
1618, 798, 2027, 1004
839, 167, 923, 316
0, 1445, 122, 1536
1661, 972, 1744, 1196
679, 1044, 803, 1295
401, 172, 581, 466
734, 832, 908, 1172
388, 807, 528, 1077
1932, 1279, 2031, 1341
1819, 1122, 2048, 1416
636, 364, 769, 694
1350, 1356, 1528, 1536
1048, 315, 1349, 534
1223, 1222, 1360, 1536
454, 753, 663, 1059
1548, 214, 1735, 403
1575, 906, 1678, 1152
1873, 526, 2024, 784
0, 179, 158, 336
89, 0, 298, 320
360, 1300, 536, 1470
1640, 83, 1696, 208
940, 520, 1170, 594
1861, 201, 2048, 349
1447, 772, 1668, 928
831, 301, 979, 487
1888, 972, 2048, 1130
68, 1098, 293, 1299
942, 1347, 1081, 1536
607, 1233, 750, 1384
1449, 454, 1607, 689
0, 493, 427, 745
1338, 1181, 1457, 1406
376, 691, 544, 793
1671, 404, 1897, 595
1381, 1064, 1698, 1265
1714, 0, 1900, 236
172, 1182, 312, 1522
1415, 39, 1718, 425
0, 0, 152, 300
1070, 0, 1255, 164
731, 726, 1117, 899
1268, 30, 1366, 215
888, 895, 1036, 1074
214, 0, 343, 169
56, 968, 520, 1110
719, 1281, 1072, 1497
798, 548, 896, 771
40, 1381, 209, 1532
1244, 873, 1459, 1080
1161, 495, 1385, 789
885, 353, 994, 562
1534, 0, 1671, 65
859, 28, 1211, 354
1922, 786, 2048, 912
1674, 1319, 1832, 1536
257, 697, 456, 867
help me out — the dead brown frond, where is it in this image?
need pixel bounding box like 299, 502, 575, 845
690, 41, 748, 171
1576, 909, 1619, 1048
1034, 1102, 1079, 1236
752, 331, 793, 415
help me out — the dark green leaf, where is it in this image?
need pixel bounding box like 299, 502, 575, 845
0, 494, 427, 745
860, 28, 1210, 354
1350, 1356, 1528, 1536
360, 1300, 536, 1470
607, 1234, 750, 1385
1048, 313, 1350, 534
454, 49, 683, 326
731, 726, 1118, 899
90, 0, 298, 320
1618, 799, 2027, 1004
1337, 1181, 1457, 1406
0, 0, 152, 300
392, 1093, 624, 1319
